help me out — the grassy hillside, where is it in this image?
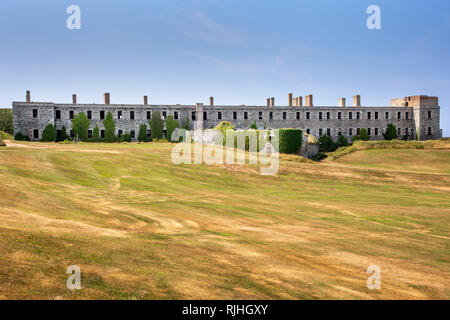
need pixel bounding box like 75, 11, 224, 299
0, 141, 449, 299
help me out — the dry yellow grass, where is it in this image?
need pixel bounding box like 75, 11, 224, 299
0, 140, 449, 299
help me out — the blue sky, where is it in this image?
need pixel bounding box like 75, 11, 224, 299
1, 0, 449, 135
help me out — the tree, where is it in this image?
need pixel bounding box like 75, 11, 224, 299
250, 121, 257, 129
14, 132, 30, 141
165, 115, 179, 142
359, 128, 370, 141
138, 124, 148, 142
150, 111, 164, 140
72, 112, 90, 141
337, 135, 349, 147
383, 123, 398, 140
319, 134, 337, 152
41, 124, 56, 142
92, 125, 100, 142
0, 109, 13, 135
103, 112, 116, 142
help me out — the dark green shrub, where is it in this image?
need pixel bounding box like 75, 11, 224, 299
337, 135, 349, 147
165, 115, 179, 142
41, 124, 56, 142
311, 152, 327, 161
103, 112, 116, 142
72, 112, 90, 141
319, 134, 337, 152
250, 121, 257, 129
150, 111, 164, 140
359, 128, 370, 141
138, 124, 148, 142
383, 123, 398, 140
14, 132, 30, 141
121, 133, 131, 142
277, 129, 303, 154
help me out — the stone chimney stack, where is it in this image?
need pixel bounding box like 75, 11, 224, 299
210, 97, 214, 106
26, 90, 31, 103
270, 97, 275, 107
288, 93, 293, 107
143, 96, 148, 105
104, 93, 110, 105
72, 94, 77, 104
353, 95, 361, 107
305, 95, 313, 107
266, 98, 270, 107
338, 98, 346, 107
297, 96, 303, 107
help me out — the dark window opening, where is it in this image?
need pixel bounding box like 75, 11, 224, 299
69, 110, 74, 119
319, 129, 323, 136
56, 130, 62, 138
33, 129, 39, 139
306, 112, 310, 120
326, 112, 330, 120
405, 112, 409, 120
32, 109, 38, 118
191, 111, 196, 121
306, 129, 310, 134
349, 128, 353, 136
203, 111, 207, 120
349, 112, 353, 120
375, 128, 379, 136
319, 112, 323, 120
100, 130, 105, 138
88, 130, 92, 139
375, 112, 379, 120
357, 112, 360, 120
147, 130, 151, 138
368, 112, 372, 120
428, 111, 432, 120
367, 128, 371, 136
385, 112, 389, 120
259, 112, 263, 120
146, 111, 151, 120
87, 110, 92, 120
100, 111, 105, 120
218, 112, 222, 120
118, 111, 122, 119
338, 112, 341, 120
162, 111, 167, 120
282, 112, 286, 120
357, 128, 360, 135
233, 111, 237, 120
398, 112, 401, 120
174, 111, 178, 120
296, 112, 300, 120
269, 112, 273, 120
130, 130, 135, 138
244, 112, 248, 120
55, 110, 61, 120
130, 111, 135, 120
326, 128, 331, 136
427, 127, 432, 136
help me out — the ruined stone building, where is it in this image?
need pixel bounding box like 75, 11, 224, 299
13, 91, 442, 141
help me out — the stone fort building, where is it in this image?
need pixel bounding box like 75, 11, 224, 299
13, 91, 441, 141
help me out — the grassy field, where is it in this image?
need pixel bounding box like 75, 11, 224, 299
0, 140, 449, 299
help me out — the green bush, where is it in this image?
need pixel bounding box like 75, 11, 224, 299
319, 134, 337, 152
215, 121, 235, 131
121, 133, 131, 142
249, 121, 257, 129
337, 135, 349, 147
150, 111, 164, 140
138, 124, 148, 142
92, 125, 100, 142
56, 126, 70, 142
277, 129, 303, 154
311, 152, 327, 161
0, 130, 13, 140
103, 112, 116, 142
72, 112, 90, 141
41, 124, 56, 142
359, 128, 370, 141
383, 123, 398, 140
14, 132, 30, 141
165, 115, 179, 142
